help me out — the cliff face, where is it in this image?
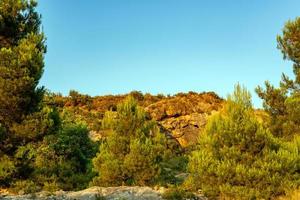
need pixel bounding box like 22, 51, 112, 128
48, 91, 224, 147
145, 92, 223, 147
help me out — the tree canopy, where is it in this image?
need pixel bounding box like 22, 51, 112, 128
186, 85, 300, 199
256, 17, 300, 139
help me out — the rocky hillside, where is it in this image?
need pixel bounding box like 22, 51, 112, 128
145, 92, 223, 146
46, 91, 224, 147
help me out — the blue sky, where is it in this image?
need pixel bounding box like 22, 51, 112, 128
37, 0, 300, 107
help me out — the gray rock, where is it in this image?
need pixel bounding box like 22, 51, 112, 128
0, 186, 207, 200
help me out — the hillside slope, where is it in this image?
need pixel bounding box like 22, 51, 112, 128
46, 91, 224, 147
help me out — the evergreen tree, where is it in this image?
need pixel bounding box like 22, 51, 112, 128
0, 0, 60, 187
92, 96, 171, 186
185, 85, 300, 199
256, 17, 300, 139
0, 1, 97, 190
0, 0, 46, 152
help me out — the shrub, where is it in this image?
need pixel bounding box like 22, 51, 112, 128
42, 180, 59, 193
162, 186, 196, 200
157, 155, 189, 185
0, 154, 16, 185
11, 180, 39, 194
33, 122, 97, 191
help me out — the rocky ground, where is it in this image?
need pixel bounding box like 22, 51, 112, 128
1, 186, 207, 200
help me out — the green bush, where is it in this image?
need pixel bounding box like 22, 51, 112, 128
0, 154, 16, 185
32, 122, 97, 191
185, 85, 300, 199
157, 155, 189, 185
11, 180, 39, 194
162, 186, 196, 200
42, 180, 59, 193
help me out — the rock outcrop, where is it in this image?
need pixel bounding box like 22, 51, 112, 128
145, 92, 223, 147
1, 186, 206, 200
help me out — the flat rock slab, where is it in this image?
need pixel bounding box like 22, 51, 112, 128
1, 186, 163, 200
1, 186, 206, 200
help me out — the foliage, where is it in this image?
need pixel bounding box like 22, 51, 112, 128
277, 188, 300, 200
256, 17, 300, 139
11, 106, 61, 143
185, 85, 300, 199
68, 90, 93, 107
0, 0, 299, 197
0, 1, 98, 192
0, 154, 16, 185
11, 180, 40, 194
42, 180, 59, 193
0, 0, 45, 128
1, 106, 96, 191
92, 96, 172, 186
32, 122, 97, 191
51, 123, 96, 165
162, 186, 196, 200
11, 180, 39, 194
0, 0, 47, 187
277, 18, 300, 72
11, 106, 60, 178
156, 155, 189, 185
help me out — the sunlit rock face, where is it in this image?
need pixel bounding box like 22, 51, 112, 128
145, 92, 223, 147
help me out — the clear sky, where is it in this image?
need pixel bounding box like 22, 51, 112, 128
37, 0, 300, 107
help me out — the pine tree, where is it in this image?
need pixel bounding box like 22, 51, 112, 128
0, 0, 46, 152
185, 85, 300, 199
256, 17, 300, 139
0, 0, 45, 122
92, 96, 171, 186
0, 0, 51, 186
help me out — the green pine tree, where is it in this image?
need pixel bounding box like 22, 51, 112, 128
0, 1, 65, 188
185, 85, 300, 199
92, 96, 171, 186
256, 17, 300, 139
0, 0, 46, 152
